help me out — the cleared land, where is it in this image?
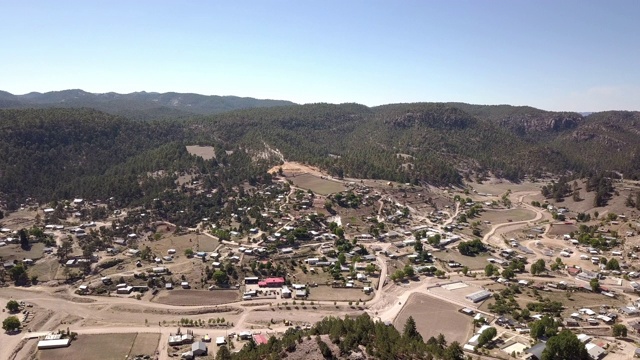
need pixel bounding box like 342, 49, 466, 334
186, 145, 215, 160
39, 333, 137, 360
437, 251, 493, 270
129, 332, 161, 356
478, 209, 536, 224
289, 173, 345, 195
152, 289, 238, 306
394, 293, 472, 344
0, 243, 46, 261
307, 286, 373, 302
547, 224, 579, 236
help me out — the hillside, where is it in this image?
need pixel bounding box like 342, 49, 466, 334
1, 103, 639, 207
0, 89, 296, 120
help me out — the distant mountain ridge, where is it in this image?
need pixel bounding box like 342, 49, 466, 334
0, 89, 296, 119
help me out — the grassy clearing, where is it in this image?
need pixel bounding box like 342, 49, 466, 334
129, 332, 161, 356
307, 286, 373, 302
289, 173, 345, 195
478, 209, 536, 224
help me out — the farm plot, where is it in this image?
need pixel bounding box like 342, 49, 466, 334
39, 333, 137, 360
394, 293, 472, 344
307, 286, 373, 302
128, 333, 161, 356
547, 224, 578, 236
289, 173, 345, 195
478, 209, 536, 224
152, 289, 239, 306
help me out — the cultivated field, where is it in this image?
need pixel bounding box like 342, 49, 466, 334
289, 173, 345, 195
394, 293, 472, 344
547, 224, 579, 236
186, 145, 216, 160
152, 289, 239, 306
39, 333, 138, 360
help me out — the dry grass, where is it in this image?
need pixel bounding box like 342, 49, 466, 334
39, 333, 136, 360
436, 251, 493, 270
186, 145, 216, 160
289, 173, 345, 195
152, 289, 239, 306
307, 286, 373, 302
478, 209, 536, 223
148, 233, 220, 256
0, 243, 46, 262
394, 293, 472, 344
129, 332, 161, 356
28, 258, 60, 282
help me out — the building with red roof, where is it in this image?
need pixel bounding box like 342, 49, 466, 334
258, 277, 285, 287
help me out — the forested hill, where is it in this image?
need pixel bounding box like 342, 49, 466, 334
0, 89, 296, 120
1, 103, 639, 206
194, 102, 640, 185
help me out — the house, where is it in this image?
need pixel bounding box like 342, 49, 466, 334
585, 343, 605, 359
191, 341, 207, 356
181, 282, 190, 289
295, 290, 307, 298
117, 286, 133, 294
281, 286, 292, 298
466, 290, 492, 303
245, 277, 259, 285
165, 283, 173, 290
37, 339, 71, 349
258, 277, 285, 288
525, 342, 547, 360
239, 331, 252, 340
215, 337, 226, 346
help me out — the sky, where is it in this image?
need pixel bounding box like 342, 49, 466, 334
1, 1, 639, 111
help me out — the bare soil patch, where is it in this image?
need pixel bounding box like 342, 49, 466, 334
152, 289, 239, 306
394, 293, 472, 344
307, 286, 373, 302
547, 224, 578, 236
289, 173, 345, 195
478, 209, 536, 224
186, 145, 216, 160
0, 242, 46, 262
129, 332, 161, 356
39, 333, 136, 360
436, 251, 493, 270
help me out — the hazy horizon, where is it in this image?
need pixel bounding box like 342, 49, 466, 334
2, 1, 639, 112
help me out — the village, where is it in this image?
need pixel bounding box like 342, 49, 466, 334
3, 161, 640, 359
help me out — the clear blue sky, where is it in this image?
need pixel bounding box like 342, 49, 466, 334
1, 0, 639, 111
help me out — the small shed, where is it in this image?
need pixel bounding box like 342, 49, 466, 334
191, 341, 207, 356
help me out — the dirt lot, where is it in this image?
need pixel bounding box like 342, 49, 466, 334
478, 209, 536, 224
148, 234, 220, 256
186, 145, 216, 160
547, 224, 579, 236
153, 289, 239, 306
28, 258, 61, 282
39, 333, 137, 360
436, 251, 493, 270
307, 286, 373, 302
289, 173, 345, 195
129, 332, 161, 355
0, 242, 46, 262
394, 293, 472, 344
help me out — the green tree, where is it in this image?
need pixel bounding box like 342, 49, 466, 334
215, 345, 232, 360
19, 228, 30, 250
9, 264, 29, 286
461, 266, 469, 276
57, 239, 73, 261
605, 258, 620, 270
184, 248, 194, 257
212, 270, 229, 286
530, 259, 546, 275
590, 278, 600, 292
477, 326, 497, 348
2, 316, 21, 332
612, 324, 627, 338
6, 300, 20, 313
403, 316, 423, 342
541, 330, 589, 360
502, 268, 515, 279
403, 264, 416, 278
485, 264, 498, 277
